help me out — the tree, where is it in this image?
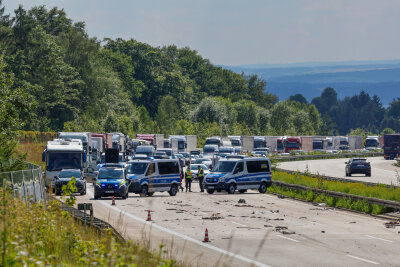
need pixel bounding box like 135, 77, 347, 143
289, 94, 308, 104
156, 95, 180, 135
380, 128, 395, 135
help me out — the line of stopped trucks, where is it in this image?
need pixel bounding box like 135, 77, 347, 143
42, 132, 399, 198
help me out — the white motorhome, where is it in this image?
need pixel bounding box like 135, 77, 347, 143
42, 139, 85, 188
58, 132, 91, 169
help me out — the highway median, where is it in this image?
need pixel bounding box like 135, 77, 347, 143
268, 170, 400, 215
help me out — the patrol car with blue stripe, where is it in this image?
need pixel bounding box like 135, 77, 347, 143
126, 159, 181, 197
204, 158, 272, 194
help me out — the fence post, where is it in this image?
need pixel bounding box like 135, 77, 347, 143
10, 172, 16, 198
22, 170, 28, 202
31, 169, 37, 202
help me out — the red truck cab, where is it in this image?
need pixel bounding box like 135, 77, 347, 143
284, 137, 302, 153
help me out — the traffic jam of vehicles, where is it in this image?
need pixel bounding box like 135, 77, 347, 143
42, 133, 399, 199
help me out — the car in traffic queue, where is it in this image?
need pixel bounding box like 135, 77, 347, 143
127, 159, 181, 197
55, 169, 86, 196
190, 164, 210, 180
345, 158, 371, 177
204, 158, 272, 194
194, 158, 213, 169
94, 167, 130, 199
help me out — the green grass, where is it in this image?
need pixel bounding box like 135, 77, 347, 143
267, 184, 389, 215
0, 189, 179, 266
272, 171, 400, 202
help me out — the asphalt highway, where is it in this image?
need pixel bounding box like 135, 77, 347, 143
279, 157, 400, 185
70, 181, 400, 267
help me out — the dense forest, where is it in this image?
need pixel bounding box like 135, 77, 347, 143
1, 3, 399, 146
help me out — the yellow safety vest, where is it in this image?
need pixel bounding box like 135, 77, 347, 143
185, 170, 192, 180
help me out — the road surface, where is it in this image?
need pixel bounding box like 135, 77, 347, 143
69, 181, 400, 267
279, 157, 400, 185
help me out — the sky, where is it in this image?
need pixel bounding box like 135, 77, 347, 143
4, 0, 400, 66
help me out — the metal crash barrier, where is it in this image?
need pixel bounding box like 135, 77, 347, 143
0, 162, 44, 202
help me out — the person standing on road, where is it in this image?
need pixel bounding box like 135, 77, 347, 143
179, 169, 184, 192
185, 166, 192, 192
197, 165, 204, 192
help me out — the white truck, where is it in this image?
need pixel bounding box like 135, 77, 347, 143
111, 132, 126, 157
91, 137, 103, 166
42, 139, 85, 188
58, 132, 91, 171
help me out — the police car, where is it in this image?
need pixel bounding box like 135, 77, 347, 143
126, 159, 181, 197
204, 158, 272, 194
94, 166, 129, 199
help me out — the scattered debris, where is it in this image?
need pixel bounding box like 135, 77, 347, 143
252, 211, 255, 214
275, 226, 287, 231
321, 231, 325, 233
238, 199, 246, 204
264, 225, 273, 227
202, 213, 223, 220
267, 218, 284, 221
299, 216, 307, 219
270, 210, 279, 213
166, 208, 176, 210
385, 221, 400, 228
278, 195, 285, 199
282, 230, 295, 235
349, 221, 356, 224
215, 202, 220, 205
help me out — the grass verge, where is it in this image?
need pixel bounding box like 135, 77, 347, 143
0, 189, 179, 266
267, 184, 390, 215
270, 171, 400, 207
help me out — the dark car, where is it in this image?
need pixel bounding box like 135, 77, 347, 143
345, 158, 371, 177
55, 169, 86, 196
94, 167, 130, 199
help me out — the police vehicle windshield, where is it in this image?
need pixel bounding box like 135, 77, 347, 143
126, 162, 148, 174
212, 161, 236, 173
98, 169, 123, 179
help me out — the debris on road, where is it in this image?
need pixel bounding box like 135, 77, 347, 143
349, 221, 356, 224
299, 216, 307, 219
202, 213, 223, 220
238, 199, 246, 204
385, 221, 400, 228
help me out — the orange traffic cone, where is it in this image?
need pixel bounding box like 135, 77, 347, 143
147, 210, 152, 221
203, 228, 210, 242
111, 196, 115, 206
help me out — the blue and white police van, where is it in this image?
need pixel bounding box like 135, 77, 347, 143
204, 158, 272, 194
126, 159, 181, 196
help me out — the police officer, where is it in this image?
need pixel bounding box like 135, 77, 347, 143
197, 165, 204, 192
185, 166, 192, 192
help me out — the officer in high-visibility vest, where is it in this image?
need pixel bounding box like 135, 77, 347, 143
185, 166, 192, 192
197, 165, 205, 192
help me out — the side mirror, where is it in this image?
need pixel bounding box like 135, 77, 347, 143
42, 151, 46, 162
83, 152, 87, 163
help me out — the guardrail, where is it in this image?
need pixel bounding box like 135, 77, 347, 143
272, 180, 400, 210
0, 162, 44, 202
272, 152, 383, 162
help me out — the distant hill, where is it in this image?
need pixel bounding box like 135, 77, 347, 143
223, 60, 400, 105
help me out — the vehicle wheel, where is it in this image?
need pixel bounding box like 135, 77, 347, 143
239, 189, 247, 194
217, 189, 221, 192
258, 182, 268, 194
227, 183, 236, 194
169, 184, 178, 196
147, 192, 154, 197
366, 173, 371, 177
206, 189, 215, 194
345, 171, 349, 177
94, 194, 100, 200
348, 172, 352, 177
140, 185, 149, 196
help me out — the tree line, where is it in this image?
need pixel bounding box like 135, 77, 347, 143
0, 3, 399, 150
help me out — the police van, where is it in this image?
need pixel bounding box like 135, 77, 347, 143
126, 159, 181, 196
204, 158, 272, 194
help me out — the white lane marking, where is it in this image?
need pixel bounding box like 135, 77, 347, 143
87, 189, 272, 267
346, 255, 379, 265
276, 235, 299, 243
365, 235, 393, 243
231, 221, 248, 227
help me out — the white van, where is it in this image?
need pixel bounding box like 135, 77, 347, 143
127, 159, 181, 196
204, 158, 272, 194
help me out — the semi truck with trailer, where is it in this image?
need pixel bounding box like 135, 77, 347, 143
42, 139, 86, 188
365, 136, 380, 150
253, 136, 267, 149
277, 137, 285, 153
383, 134, 400, 160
